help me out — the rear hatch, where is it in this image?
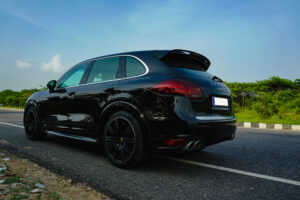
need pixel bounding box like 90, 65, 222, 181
158, 49, 233, 117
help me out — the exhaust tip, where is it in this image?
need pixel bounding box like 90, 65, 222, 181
183, 140, 204, 151
194, 140, 200, 147
189, 142, 195, 150
183, 141, 193, 151
196, 141, 203, 149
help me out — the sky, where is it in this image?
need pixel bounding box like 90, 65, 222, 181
0, 0, 299, 91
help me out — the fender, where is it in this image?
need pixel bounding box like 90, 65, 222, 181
24, 100, 39, 112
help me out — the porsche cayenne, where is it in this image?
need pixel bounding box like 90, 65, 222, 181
23, 49, 236, 168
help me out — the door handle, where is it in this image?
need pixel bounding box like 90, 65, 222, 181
67, 91, 76, 96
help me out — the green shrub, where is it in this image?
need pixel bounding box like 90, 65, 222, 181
253, 93, 278, 119
0, 88, 45, 107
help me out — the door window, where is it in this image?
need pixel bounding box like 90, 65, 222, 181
125, 57, 146, 77
87, 57, 120, 83
57, 62, 89, 88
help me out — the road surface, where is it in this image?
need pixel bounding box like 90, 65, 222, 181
0, 110, 299, 200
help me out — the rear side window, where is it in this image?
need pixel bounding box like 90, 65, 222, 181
87, 57, 120, 83
125, 57, 146, 78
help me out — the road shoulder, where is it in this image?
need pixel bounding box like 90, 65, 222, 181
0, 147, 111, 200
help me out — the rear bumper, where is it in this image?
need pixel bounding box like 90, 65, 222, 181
152, 116, 236, 150
189, 118, 236, 145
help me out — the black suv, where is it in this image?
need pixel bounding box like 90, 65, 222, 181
24, 49, 236, 168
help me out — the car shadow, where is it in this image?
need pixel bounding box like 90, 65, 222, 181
41, 134, 232, 173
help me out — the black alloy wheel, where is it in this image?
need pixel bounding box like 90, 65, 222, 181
103, 111, 146, 168
24, 107, 45, 140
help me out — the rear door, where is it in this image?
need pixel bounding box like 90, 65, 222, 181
65, 56, 122, 137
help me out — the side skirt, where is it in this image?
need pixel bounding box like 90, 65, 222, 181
45, 130, 97, 143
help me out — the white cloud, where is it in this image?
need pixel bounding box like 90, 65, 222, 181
41, 54, 65, 73
16, 60, 31, 68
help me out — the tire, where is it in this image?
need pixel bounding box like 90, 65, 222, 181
23, 106, 46, 140
103, 111, 147, 168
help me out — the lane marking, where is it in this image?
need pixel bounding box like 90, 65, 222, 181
157, 155, 300, 186
1, 121, 299, 186
0, 121, 24, 128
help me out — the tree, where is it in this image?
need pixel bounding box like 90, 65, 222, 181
257, 76, 295, 92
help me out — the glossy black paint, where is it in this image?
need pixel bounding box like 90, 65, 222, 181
25, 49, 236, 150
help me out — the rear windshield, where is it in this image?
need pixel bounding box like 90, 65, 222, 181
160, 52, 208, 71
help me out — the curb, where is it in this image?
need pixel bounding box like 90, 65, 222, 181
0, 107, 24, 112
237, 122, 300, 132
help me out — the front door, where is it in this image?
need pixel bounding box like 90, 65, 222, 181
42, 62, 90, 134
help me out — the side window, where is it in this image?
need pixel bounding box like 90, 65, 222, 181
125, 57, 146, 78
57, 62, 89, 88
87, 57, 120, 83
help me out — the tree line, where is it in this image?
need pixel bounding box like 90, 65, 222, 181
225, 77, 300, 118
0, 88, 46, 108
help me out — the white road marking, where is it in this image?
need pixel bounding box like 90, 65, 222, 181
157, 156, 300, 186
0, 121, 24, 128
1, 121, 299, 187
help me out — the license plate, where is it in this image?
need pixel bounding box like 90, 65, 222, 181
212, 97, 228, 107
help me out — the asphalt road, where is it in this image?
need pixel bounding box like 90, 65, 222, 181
0, 110, 299, 200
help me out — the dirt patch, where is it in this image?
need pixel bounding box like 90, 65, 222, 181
0, 147, 112, 200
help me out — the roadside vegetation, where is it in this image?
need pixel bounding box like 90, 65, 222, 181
0, 88, 46, 108
225, 77, 300, 125
0, 77, 299, 124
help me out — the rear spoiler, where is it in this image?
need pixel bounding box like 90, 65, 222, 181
154, 49, 211, 71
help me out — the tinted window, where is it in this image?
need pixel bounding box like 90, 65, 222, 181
87, 57, 120, 83
125, 57, 146, 77
57, 62, 89, 88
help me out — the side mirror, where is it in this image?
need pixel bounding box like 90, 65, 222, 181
47, 80, 57, 93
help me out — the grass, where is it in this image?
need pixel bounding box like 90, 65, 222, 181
0, 106, 24, 109
48, 192, 61, 200
236, 109, 300, 125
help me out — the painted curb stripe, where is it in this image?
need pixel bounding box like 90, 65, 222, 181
0, 108, 24, 112
238, 122, 300, 132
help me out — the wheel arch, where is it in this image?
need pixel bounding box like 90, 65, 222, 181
23, 100, 41, 125
97, 101, 152, 146
24, 100, 39, 115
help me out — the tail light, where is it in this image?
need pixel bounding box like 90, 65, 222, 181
151, 79, 203, 100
